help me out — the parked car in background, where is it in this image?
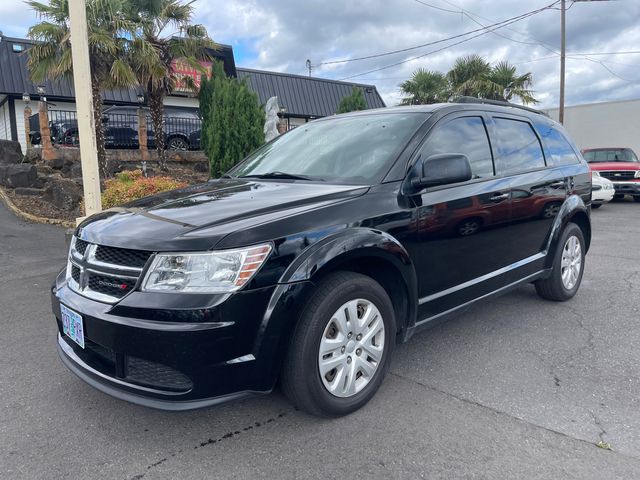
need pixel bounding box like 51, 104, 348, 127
102, 106, 202, 150
52, 101, 591, 417
30, 106, 202, 150
583, 148, 640, 202
590, 174, 615, 208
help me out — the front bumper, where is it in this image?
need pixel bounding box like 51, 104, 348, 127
611, 181, 640, 196
52, 276, 290, 410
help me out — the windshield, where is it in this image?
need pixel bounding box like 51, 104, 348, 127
229, 113, 427, 184
583, 149, 639, 163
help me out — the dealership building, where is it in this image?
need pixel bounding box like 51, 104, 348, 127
544, 99, 640, 156
0, 35, 385, 153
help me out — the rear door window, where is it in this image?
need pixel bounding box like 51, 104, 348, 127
492, 117, 546, 175
420, 116, 494, 180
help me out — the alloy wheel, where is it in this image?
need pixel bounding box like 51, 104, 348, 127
318, 298, 385, 398
561, 235, 582, 290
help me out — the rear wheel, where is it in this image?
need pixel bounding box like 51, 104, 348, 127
591, 204, 602, 209
535, 222, 585, 301
281, 271, 395, 417
634, 196, 640, 203
167, 136, 189, 151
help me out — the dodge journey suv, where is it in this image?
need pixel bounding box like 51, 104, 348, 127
52, 99, 591, 417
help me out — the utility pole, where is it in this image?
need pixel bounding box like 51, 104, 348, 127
306, 59, 312, 77
559, 0, 611, 125
68, 0, 102, 221
559, 0, 566, 124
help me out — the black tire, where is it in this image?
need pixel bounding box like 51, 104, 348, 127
281, 271, 396, 417
634, 196, 640, 203
535, 222, 585, 301
591, 203, 602, 209
613, 194, 625, 201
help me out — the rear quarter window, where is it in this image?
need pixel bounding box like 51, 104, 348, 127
492, 117, 546, 175
536, 124, 580, 166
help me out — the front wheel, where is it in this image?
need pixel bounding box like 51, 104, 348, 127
591, 203, 602, 209
281, 271, 396, 417
535, 222, 585, 301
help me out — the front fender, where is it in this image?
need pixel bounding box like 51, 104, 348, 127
249, 228, 418, 389
544, 194, 591, 269
279, 227, 416, 285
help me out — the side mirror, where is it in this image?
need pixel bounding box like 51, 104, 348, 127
411, 153, 472, 189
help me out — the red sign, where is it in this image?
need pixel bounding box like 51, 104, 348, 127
171, 59, 213, 93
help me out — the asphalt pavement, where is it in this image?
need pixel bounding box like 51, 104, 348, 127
2, 199, 640, 479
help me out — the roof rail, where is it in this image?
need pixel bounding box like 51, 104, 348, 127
453, 96, 549, 117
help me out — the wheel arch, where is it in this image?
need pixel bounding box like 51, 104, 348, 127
544, 194, 591, 269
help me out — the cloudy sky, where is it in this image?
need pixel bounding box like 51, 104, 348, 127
1, 0, 639, 108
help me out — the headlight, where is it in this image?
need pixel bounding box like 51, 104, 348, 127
635, 170, 640, 179
142, 244, 272, 293
592, 171, 600, 177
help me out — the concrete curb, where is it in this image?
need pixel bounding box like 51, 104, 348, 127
0, 187, 74, 228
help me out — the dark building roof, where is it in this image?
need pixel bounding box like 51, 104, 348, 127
237, 68, 385, 118
0, 35, 237, 104
0, 35, 386, 117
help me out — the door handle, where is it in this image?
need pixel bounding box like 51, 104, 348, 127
489, 193, 509, 202
549, 180, 565, 189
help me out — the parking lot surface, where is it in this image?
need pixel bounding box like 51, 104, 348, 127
2, 200, 640, 479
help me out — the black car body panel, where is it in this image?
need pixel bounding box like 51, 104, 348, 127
52, 103, 591, 410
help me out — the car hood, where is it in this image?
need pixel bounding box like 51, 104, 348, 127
589, 162, 640, 171
77, 179, 368, 251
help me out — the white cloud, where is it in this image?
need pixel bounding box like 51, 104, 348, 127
5, 0, 640, 107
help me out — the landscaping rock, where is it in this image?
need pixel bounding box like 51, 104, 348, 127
50, 156, 65, 170
194, 162, 209, 173
2, 164, 38, 188
23, 148, 41, 164
37, 164, 55, 176
44, 177, 83, 212
69, 163, 82, 178
0, 140, 23, 165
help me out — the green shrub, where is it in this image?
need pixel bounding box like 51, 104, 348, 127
199, 61, 265, 178
101, 170, 186, 208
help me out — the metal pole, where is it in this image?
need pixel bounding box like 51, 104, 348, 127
559, 0, 566, 125
68, 0, 102, 221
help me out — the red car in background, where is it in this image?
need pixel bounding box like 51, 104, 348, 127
582, 148, 640, 202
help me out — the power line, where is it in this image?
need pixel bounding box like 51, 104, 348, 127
337, 5, 559, 80
316, 1, 560, 67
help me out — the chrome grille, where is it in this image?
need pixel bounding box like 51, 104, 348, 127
599, 170, 637, 181
67, 237, 153, 303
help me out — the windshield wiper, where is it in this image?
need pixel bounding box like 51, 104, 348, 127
239, 171, 320, 181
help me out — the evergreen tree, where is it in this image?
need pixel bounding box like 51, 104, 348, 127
337, 87, 368, 114
200, 62, 265, 177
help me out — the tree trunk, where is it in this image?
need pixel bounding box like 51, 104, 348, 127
92, 79, 109, 178
148, 91, 166, 171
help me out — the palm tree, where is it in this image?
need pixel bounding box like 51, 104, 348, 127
125, 0, 216, 170
447, 54, 492, 98
27, 0, 137, 178
399, 69, 449, 105
483, 61, 538, 105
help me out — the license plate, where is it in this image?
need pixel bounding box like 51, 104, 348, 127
61, 304, 85, 349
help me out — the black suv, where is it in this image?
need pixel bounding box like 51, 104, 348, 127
52, 101, 591, 417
